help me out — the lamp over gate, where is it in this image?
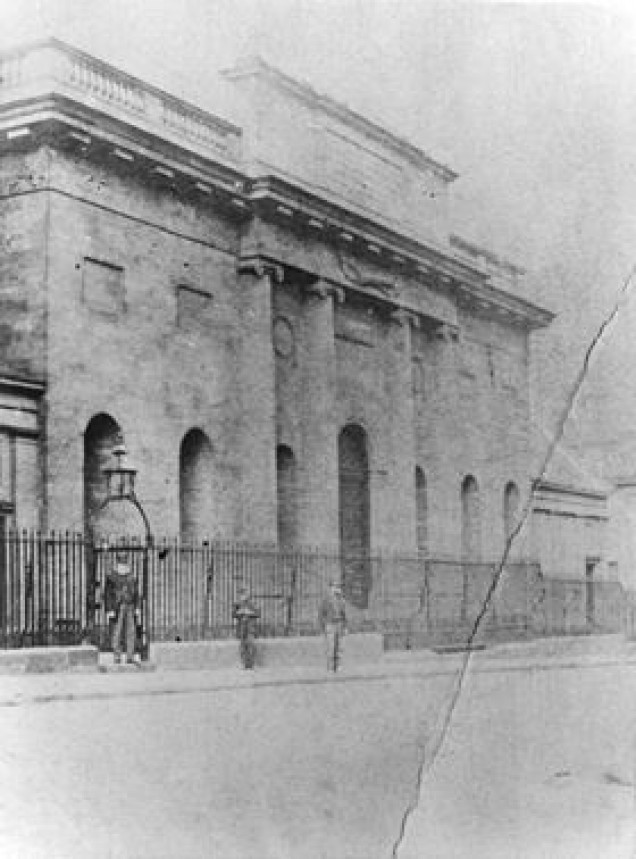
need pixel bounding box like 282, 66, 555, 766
103, 441, 137, 501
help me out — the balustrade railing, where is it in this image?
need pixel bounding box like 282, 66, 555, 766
67, 53, 146, 113
0, 39, 241, 161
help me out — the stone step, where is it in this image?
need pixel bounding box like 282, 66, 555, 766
0, 645, 99, 674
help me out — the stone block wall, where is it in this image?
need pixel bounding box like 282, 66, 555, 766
0, 149, 48, 380
40, 148, 276, 540
529, 508, 608, 580
0, 140, 538, 558
413, 309, 532, 561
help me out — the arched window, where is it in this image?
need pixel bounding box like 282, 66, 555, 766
338, 424, 370, 608
503, 481, 520, 543
415, 466, 428, 552
84, 413, 122, 540
461, 475, 481, 562
179, 429, 214, 543
276, 445, 297, 547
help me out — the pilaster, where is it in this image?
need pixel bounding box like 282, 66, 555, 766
237, 261, 280, 542
374, 308, 419, 550
428, 323, 460, 556
298, 280, 340, 547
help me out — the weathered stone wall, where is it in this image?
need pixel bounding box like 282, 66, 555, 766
530, 486, 609, 582
1, 141, 538, 556
0, 149, 48, 381
333, 300, 417, 551
529, 509, 608, 580
41, 148, 275, 540
413, 309, 532, 561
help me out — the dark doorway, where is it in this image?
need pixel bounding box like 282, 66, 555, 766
276, 445, 297, 547
338, 424, 370, 608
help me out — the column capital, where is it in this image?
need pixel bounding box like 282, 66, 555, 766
433, 322, 459, 342
237, 254, 284, 283
390, 308, 420, 328
305, 281, 345, 303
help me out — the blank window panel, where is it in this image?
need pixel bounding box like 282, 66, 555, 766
177, 285, 214, 331
82, 258, 125, 316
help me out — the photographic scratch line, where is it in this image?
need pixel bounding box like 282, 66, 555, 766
391, 262, 636, 858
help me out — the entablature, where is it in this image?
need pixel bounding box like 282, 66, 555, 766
0, 39, 554, 333
238, 218, 459, 330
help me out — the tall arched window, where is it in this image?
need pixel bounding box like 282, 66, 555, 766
338, 424, 370, 608
276, 444, 297, 547
179, 428, 213, 543
461, 475, 481, 562
84, 413, 122, 540
503, 481, 520, 543
415, 466, 428, 553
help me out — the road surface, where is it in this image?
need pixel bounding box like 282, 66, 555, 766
0, 659, 633, 858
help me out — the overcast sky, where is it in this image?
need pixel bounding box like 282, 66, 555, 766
2, 0, 636, 466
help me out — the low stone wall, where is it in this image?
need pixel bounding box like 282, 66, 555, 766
0, 645, 99, 674
150, 633, 384, 671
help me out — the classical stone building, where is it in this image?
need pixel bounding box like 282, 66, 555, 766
0, 40, 553, 573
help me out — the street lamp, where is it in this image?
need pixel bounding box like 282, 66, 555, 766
103, 441, 137, 500
96, 439, 153, 661
101, 440, 152, 541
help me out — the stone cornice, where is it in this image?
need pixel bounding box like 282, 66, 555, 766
222, 55, 457, 184
0, 38, 241, 165
0, 99, 249, 208
248, 175, 553, 329
248, 174, 486, 284
456, 279, 554, 329
238, 220, 459, 329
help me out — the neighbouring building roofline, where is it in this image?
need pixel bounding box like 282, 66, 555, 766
533, 478, 608, 503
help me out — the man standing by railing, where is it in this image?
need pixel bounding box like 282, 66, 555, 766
318, 580, 347, 672
232, 584, 260, 670
105, 550, 140, 665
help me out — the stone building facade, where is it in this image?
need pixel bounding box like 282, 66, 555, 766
0, 40, 553, 566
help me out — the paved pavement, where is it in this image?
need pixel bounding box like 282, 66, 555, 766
0, 634, 634, 709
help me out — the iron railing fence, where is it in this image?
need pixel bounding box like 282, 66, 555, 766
0, 530, 635, 649
0, 531, 87, 648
